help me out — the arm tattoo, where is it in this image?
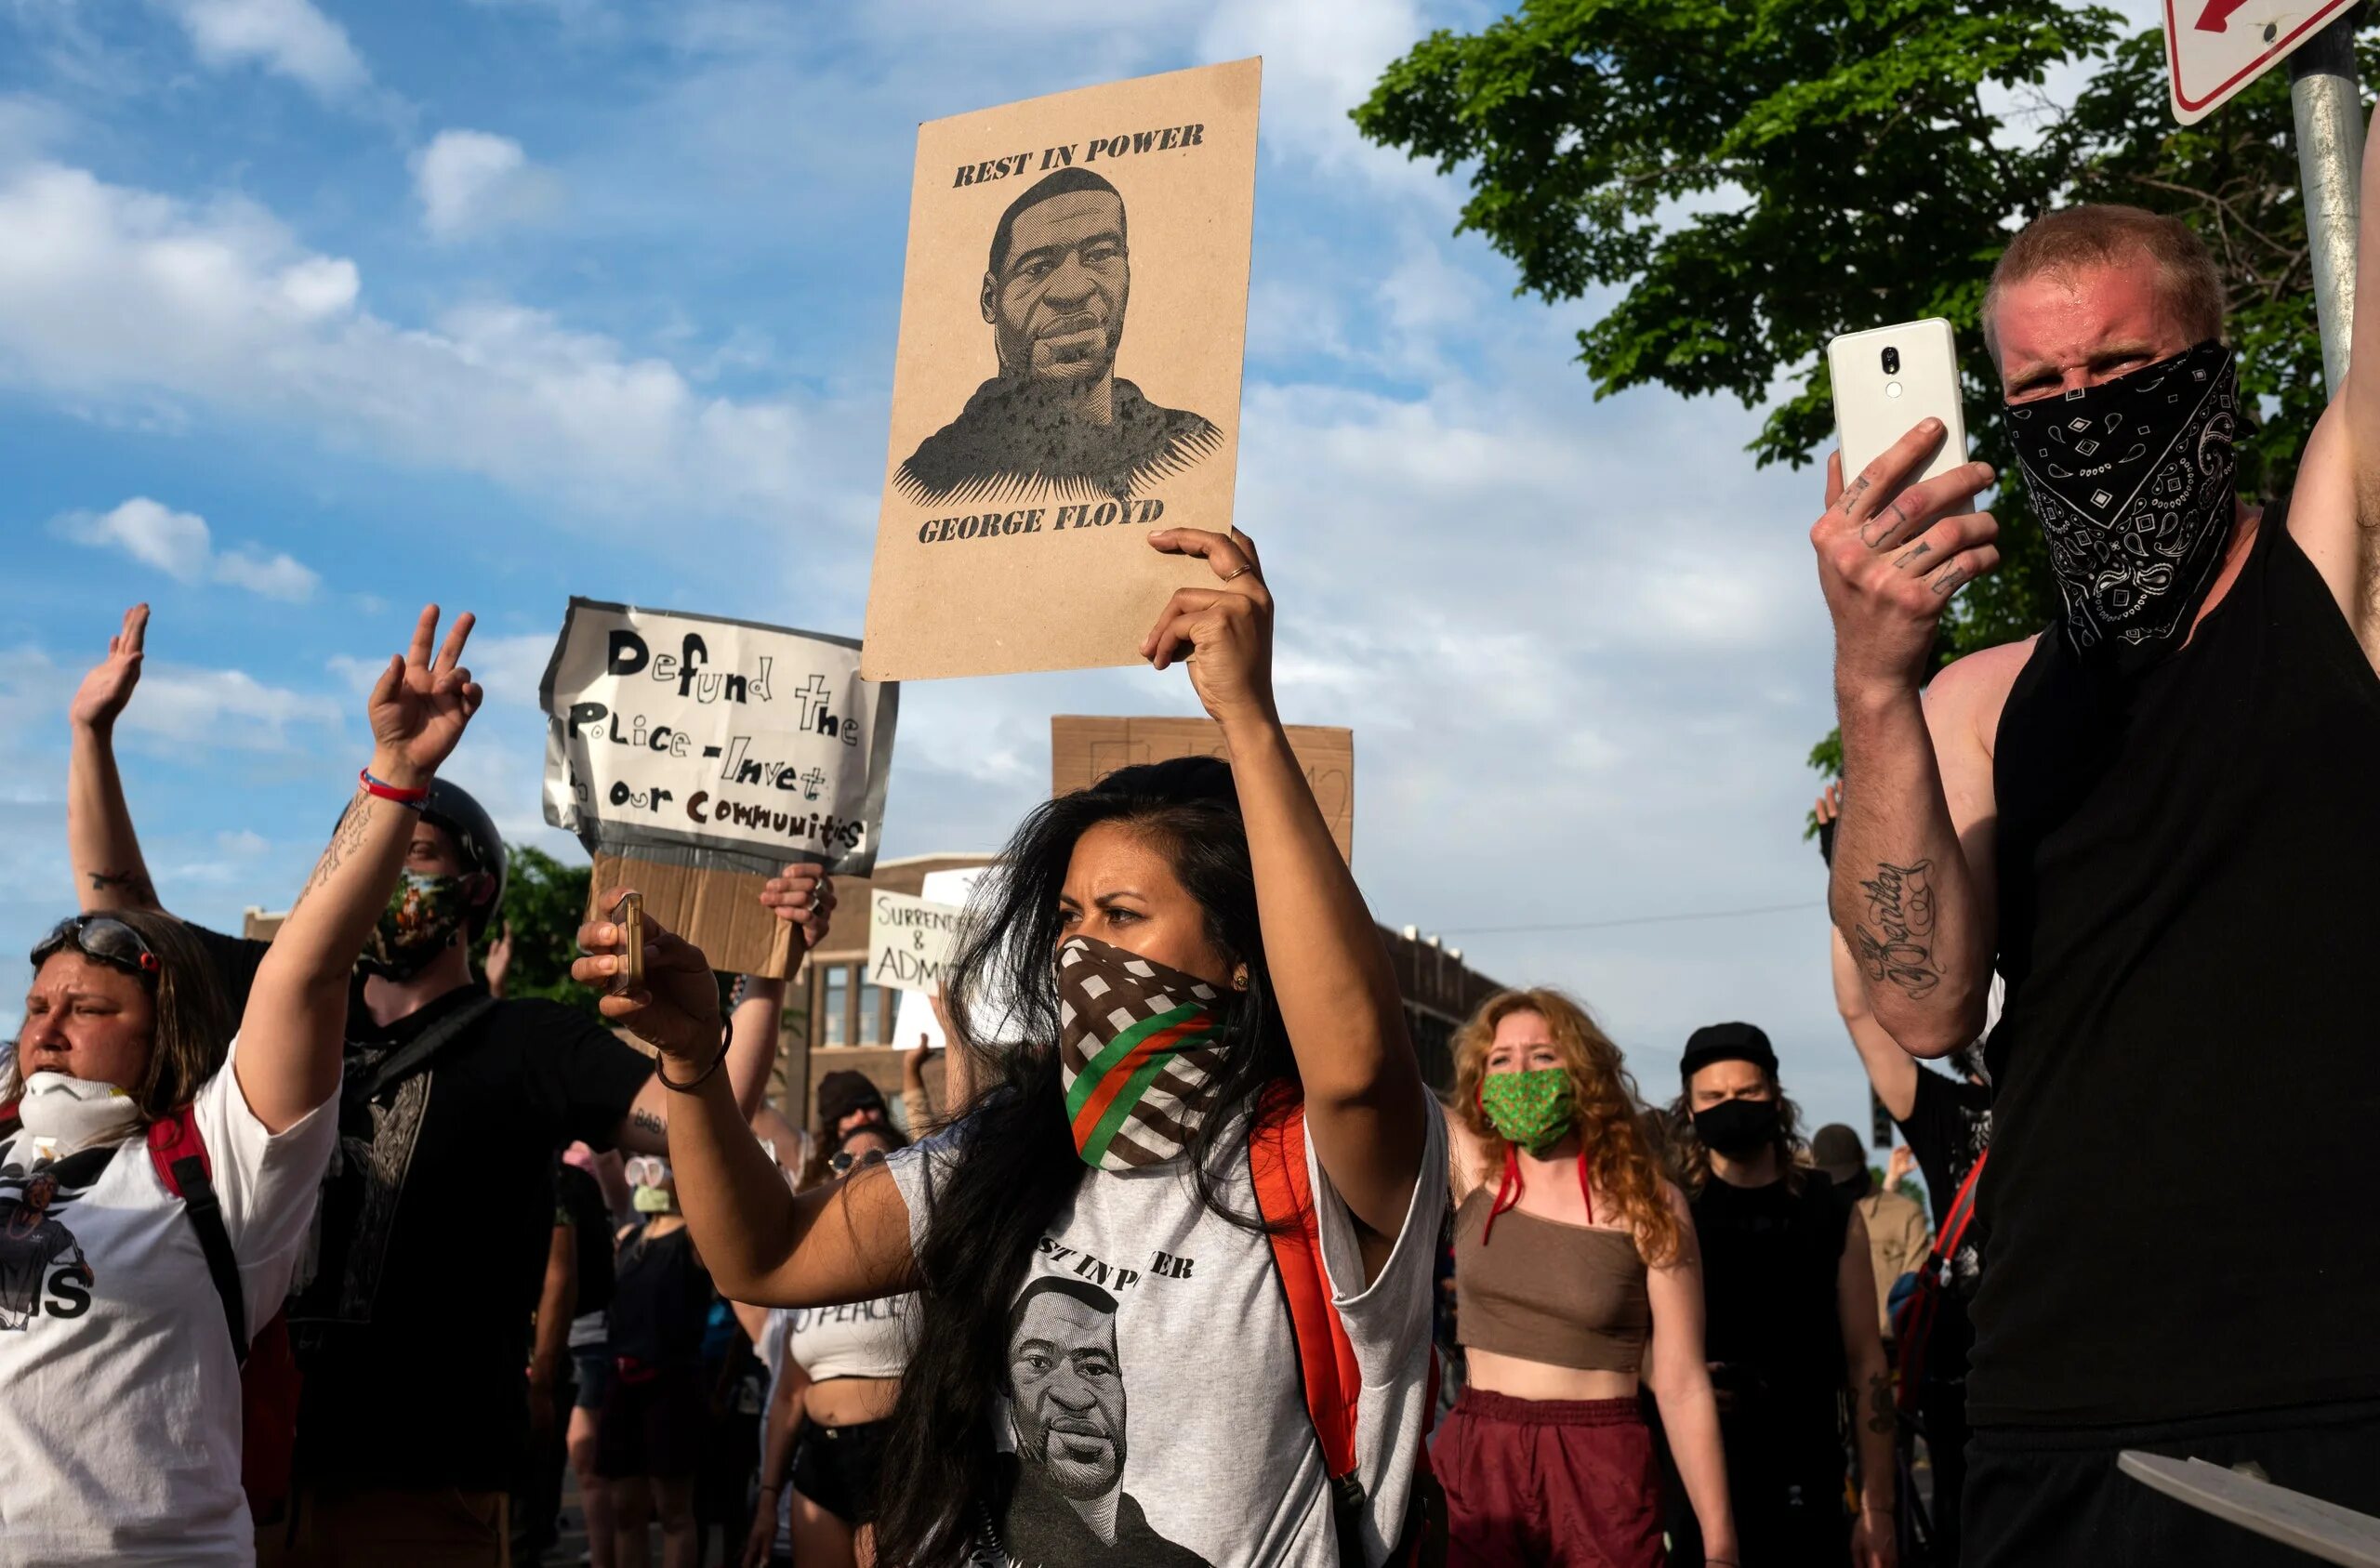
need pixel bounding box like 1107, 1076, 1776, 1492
289, 791, 374, 915
1853, 859, 1941, 999
1864, 1370, 1894, 1435
87, 868, 154, 902
631, 1106, 665, 1137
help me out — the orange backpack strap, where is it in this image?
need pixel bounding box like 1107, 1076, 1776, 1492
1250, 1085, 1369, 1541
147, 1106, 249, 1362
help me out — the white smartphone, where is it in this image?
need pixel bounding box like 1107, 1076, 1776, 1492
1827, 318, 1969, 489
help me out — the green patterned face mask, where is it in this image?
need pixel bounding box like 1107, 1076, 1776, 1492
1478, 1067, 1575, 1155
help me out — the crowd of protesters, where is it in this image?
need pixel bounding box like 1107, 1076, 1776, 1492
10, 178, 2380, 1568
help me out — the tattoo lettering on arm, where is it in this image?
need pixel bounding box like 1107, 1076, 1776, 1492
1853, 860, 1941, 999
288, 792, 374, 915
1865, 1370, 1894, 1435
88, 868, 155, 902
632, 1106, 665, 1137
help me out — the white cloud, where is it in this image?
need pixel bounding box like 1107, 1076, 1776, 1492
161, 0, 370, 99
412, 129, 562, 239
0, 159, 853, 531
50, 496, 320, 601
117, 665, 344, 750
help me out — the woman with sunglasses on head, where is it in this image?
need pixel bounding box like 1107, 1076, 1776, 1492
579, 527, 1446, 1568
1437, 989, 1737, 1567
0, 606, 481, 1566
738, 1117, 918, 1568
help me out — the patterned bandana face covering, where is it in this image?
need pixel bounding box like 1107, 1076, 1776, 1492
1055, 935, 1233, 1171
358, 870, 472, 981
2005, 340, 2241, 674
1478, 1067, 1574, 1156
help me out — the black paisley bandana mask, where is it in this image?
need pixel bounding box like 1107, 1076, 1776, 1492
2005, 340, 2241, 674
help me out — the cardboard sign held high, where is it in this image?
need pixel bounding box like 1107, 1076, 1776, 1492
862, 59, 1263, 680
1051, 715, 1354, 862
540, 599, 899, 977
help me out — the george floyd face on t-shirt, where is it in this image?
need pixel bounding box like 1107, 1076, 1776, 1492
1009, 1278, 1129, 1498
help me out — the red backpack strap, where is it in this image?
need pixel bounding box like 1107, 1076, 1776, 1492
148, 1107, 250, 1364
1249, 1085, 1363, 1485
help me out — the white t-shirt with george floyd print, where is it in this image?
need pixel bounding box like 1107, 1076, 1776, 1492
886, 1102, 1446, 1568
0, 1039, 336, 1565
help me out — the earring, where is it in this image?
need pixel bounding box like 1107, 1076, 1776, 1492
1231, 964, 1250, 992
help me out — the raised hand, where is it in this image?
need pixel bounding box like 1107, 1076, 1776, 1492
368, 605, 483, 784
483, 921, 516, 1000
70, 604, 150, 732
1139, 527, 1276, 728
1885, 1142, 1916, 1192
1811, 423, 2000, 696
760, 863, 836, 952
572, 890, 724, 1065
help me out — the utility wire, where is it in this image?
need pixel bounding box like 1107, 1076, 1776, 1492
1435, 899, 1824, 937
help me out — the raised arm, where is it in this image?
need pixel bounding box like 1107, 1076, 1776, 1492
574, 903, 915, 1308
528, 1215, 577, 1440
237, 607, 481, 1132
1143, 526, 1431, 1254
66, 604, 162, 914
1814, 432, 2007, 1058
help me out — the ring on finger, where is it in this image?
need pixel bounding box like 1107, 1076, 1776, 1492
1221, 564, 1256, 584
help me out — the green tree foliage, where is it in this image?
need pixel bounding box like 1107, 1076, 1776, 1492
473, 844, 602, 1012
1356, 1, 2353, 720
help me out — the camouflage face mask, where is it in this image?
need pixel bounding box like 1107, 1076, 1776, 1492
358, 870, 472, 981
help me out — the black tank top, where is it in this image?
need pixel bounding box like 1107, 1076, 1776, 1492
1976, 495, 2380, 1426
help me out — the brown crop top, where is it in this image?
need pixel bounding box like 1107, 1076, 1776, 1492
1453, 1187, 1652, 1373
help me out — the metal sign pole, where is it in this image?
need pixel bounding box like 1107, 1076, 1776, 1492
2289, 12, 2367, 392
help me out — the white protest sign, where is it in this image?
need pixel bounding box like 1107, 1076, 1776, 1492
539, 598, 899, 876
892, 866, 994, 1050
2163, 0, 2357, 125
868, 889, 965, 994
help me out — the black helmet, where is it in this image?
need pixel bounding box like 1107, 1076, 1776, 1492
420, 779, 507, 938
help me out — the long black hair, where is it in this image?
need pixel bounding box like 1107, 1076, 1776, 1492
873, 756, 1297, 1567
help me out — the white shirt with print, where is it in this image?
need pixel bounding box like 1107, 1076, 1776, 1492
887, 1102, 1446, 1568
0, 1038, 336, 1565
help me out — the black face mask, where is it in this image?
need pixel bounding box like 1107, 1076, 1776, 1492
2005, 340, 2241, 676
1692, 1098, 1779, 1157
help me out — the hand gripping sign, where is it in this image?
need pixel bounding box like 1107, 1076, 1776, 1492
540, 598, 898, 975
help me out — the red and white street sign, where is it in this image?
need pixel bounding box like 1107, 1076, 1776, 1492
2164, 0, 2360, 124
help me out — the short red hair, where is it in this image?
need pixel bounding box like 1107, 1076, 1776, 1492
1982, 204, 2225, 362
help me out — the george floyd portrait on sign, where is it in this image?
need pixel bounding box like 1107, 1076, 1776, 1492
895, 167, 1222, 507
864, 59, 1260, 682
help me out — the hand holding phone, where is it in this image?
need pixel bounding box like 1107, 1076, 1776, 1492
609, 890, 644, 997
1828, 318, 1968, 486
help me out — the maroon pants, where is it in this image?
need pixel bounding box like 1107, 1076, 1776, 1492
1436, 1388, 1665, 1568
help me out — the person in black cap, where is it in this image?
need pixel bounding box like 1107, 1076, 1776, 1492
62, 602, 837, 1567
1669, 1023, 1896, 1568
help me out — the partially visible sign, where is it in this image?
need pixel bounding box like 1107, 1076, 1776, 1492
2163, 0, 2358, 124
868, 889, 965, 995
540, 598, 898, 877
1051, 715, 1354, 861
892, 866, 995, 1050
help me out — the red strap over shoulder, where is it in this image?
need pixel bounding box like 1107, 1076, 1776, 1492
146, 1103, 209, 1198
1249, 1082, 1362, 1481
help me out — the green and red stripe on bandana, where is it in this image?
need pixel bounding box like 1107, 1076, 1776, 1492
1056, 936, 1231, 1170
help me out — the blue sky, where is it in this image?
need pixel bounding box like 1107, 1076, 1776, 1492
0, 0, 2168, 1148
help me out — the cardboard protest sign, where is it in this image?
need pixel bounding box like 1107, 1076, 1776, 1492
861, 58, 1263, 681
541, 599, 898, 976
868, 889, 965, 994
1051, 715, 1354, 861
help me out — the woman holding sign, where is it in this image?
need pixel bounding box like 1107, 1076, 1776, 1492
576, 528, 1445, 1568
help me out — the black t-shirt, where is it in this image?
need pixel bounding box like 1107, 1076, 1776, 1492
557, 1161, 615, 1318
605, 1224, 711, 1368
201, 930, 654, 1488
1691, 1174, 1850, 1448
